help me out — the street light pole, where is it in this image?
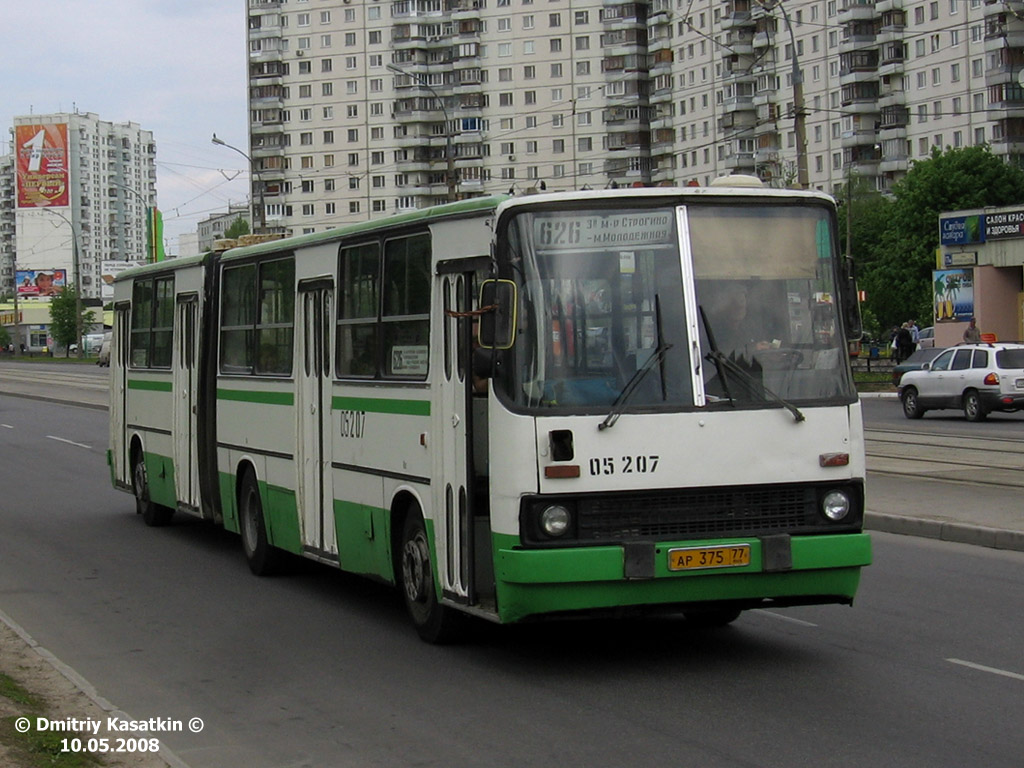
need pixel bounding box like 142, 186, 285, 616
387, 63, 457, 203
111, 180, 156, 263
38, 207, 83, 358
212, 134, 264, 232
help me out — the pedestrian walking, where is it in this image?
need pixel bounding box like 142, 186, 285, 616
895, 323, 914, 363
963, 317, 982, 343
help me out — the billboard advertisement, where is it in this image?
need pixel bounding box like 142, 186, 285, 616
15, 123, 70, 208
939, 214, 984, 245
16, 269, 68, 297
933, 268, 974, 323
982, 209, 1024, 240
101, 260, 147, 301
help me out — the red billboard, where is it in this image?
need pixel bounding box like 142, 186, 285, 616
16, 123, 69, 208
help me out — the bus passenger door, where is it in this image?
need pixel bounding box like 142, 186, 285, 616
110, 304, 131, 487
296, 282, 337, 561
436, 274, 474, 603
173, 295, 200, 511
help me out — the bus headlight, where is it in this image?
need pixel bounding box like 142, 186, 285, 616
540, 505, 572, 537
821, 490, 851, 521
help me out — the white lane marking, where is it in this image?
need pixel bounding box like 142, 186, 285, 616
2, 424, 12, 429
754, 610, 818, 627
947, 658, 1024, 682
46, 435, 92, 450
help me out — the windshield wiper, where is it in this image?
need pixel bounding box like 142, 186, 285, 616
598, 343, 673, 430
698, 305, 804, 423
704, 349, 805, 423
599, 295, 670, 431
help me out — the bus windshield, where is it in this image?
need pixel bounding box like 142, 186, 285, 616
499, 202, 856, 413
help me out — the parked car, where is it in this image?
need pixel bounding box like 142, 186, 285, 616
891, 347, 947, 387
917, 326, 935, 348
898, 342, 1024, 421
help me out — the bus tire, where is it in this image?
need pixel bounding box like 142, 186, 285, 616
400, 510, 466, 644
131, 447, 173, 527
683, 607, 743, 628
239, 470, 283, 576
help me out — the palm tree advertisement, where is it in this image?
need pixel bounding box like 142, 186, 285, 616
933, 268, 974, 322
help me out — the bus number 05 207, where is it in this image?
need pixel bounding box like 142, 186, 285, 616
588, 456, 660, 476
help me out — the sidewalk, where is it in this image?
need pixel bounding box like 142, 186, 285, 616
2, 367, 1021, 553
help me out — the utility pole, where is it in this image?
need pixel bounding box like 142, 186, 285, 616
39, 207, 83, 358
776, 1, 809, 189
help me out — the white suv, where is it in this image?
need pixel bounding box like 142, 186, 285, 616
899, 342, 1024, 421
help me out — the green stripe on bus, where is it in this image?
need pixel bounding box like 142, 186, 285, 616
332, 396, 430, 416
217, 388, 295, 406
127, 379, 173, 392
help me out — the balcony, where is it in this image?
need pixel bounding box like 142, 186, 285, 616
837, 0, 876, 23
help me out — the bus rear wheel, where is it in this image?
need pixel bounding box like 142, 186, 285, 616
131, 448, 173, 527
239, 471, 283, 576
400, 511, 465, 644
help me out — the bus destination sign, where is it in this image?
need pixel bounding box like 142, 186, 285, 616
534, 211, 674, 249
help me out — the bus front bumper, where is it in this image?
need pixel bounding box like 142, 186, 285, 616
492, 532, 871, 624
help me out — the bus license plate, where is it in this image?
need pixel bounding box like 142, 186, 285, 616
668, 544, 751, 571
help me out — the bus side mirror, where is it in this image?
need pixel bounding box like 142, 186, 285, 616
478, 279, 517, 350
843, 257, 863, 341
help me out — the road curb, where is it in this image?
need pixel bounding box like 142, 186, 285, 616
865, 511, 1024, 552
0, 608, 190, 768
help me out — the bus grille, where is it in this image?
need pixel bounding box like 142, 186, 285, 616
576, 485, 818, 541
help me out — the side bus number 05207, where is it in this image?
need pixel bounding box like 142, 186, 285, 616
588, 456, 660, 476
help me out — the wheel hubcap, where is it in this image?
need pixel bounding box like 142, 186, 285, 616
133, 461, 147, 502
402, 533, 429, 603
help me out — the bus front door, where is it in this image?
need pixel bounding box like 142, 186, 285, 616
296, 282, 337, 561
436, 273, 474, 603
173, 295, 200, 511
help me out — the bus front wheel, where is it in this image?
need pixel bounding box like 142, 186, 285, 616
131, 448, 173, 527
400, 511, 465, 644
239, 471, 283, 576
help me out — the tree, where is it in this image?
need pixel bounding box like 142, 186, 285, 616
837, 172, 892, 338
849, 146, 1024, 332
48, 286, 94, 356
224, 216, 250, 239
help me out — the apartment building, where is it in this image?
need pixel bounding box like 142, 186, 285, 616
197, 203, 252, 253
0, 154, 14, 298
245, 0, 1024, 236
11, 112, 156, 301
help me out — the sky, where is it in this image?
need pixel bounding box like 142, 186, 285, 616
1, 1, 252, 255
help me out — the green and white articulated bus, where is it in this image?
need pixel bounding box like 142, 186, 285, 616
109, 179, 871, 642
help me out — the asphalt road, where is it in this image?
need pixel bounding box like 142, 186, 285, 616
0, 395, 1022, 768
